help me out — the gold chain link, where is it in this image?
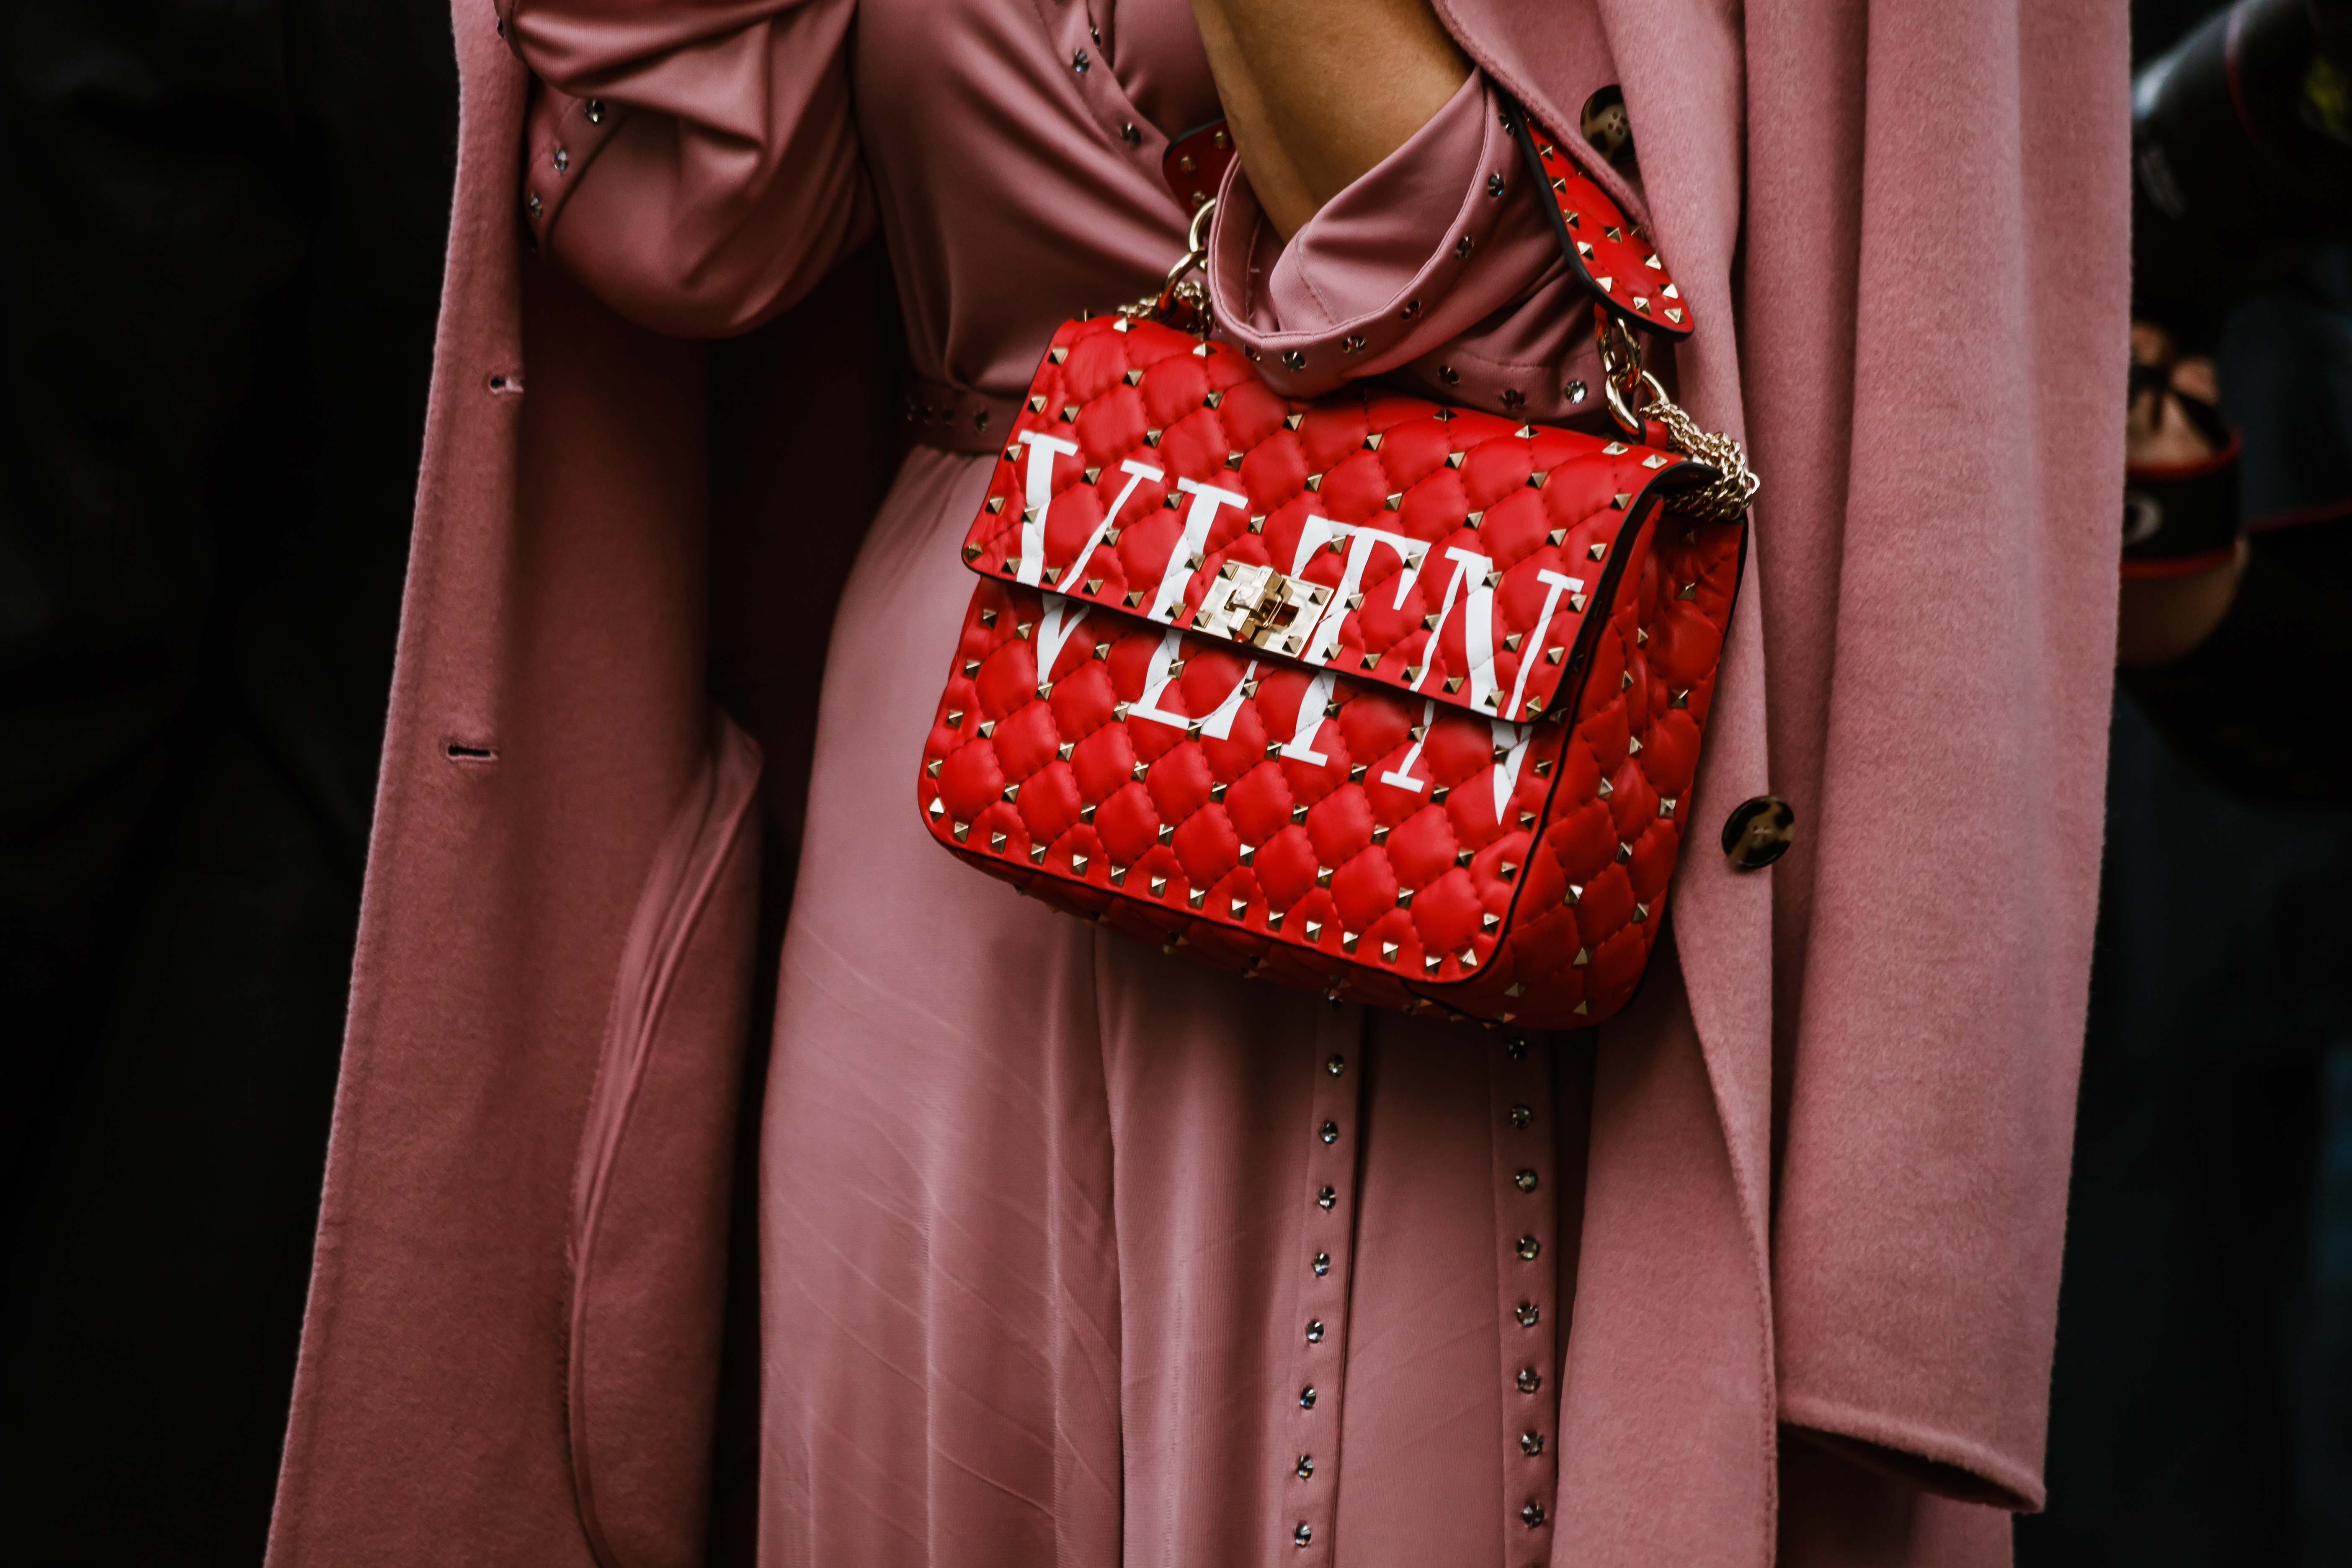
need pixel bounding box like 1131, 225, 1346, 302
1596, 316, 1756, 522
1644, 391, 1760, 523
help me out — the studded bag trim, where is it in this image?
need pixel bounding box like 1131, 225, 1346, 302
914, 104, 1750, 1030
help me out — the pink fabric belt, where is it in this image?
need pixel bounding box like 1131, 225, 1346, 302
904, 379, 1022, 453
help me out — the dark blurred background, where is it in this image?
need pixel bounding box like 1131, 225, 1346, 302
2019, 1, 2352, 1562
0, 0, 457, 1560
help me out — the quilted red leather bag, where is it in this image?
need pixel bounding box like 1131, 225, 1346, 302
915, 105, 1756, 1030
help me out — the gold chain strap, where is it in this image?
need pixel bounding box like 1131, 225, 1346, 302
1597, 316, 1758, 523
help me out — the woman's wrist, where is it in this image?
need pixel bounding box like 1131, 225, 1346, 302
1186, 0, 1470, 237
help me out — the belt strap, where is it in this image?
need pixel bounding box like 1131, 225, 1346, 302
905, 379, 1024, 453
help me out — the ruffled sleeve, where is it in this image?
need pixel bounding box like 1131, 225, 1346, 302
502, 0, 875, 338
1205, 72, 1607, 426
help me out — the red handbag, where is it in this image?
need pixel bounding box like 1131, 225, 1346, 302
914, 104, 1755, 1030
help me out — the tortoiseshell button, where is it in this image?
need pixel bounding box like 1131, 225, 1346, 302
1721, 794, 1795, 871
1580, 85, 1632, 165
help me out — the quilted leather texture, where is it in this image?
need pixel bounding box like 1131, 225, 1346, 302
919, 314, 1745, 1029
960, 319, 1695, 725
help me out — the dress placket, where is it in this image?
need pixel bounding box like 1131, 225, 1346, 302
1491, 1035, 1561, 1560
1279, 1006, 1366, 1562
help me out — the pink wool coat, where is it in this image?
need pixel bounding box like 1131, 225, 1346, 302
265, 0, 2128, 1564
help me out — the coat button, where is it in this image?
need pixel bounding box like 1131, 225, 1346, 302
1517, 1235, 1540, 1261
1520, 1429, 1546, 1456
1581, 84, 1634, 165
1522, 1500, 1548, 1527
1516, 1367, 1542, 1393
1721, 794, 1795, 870
1514, 1168, 1539, 1193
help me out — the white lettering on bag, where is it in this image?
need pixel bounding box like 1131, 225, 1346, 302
1490, 719, 1533, 818
1281, 670, 1338, 766
1129, 629, 1258, 740
1197, 658, 1259, 740
1127, 629, 1191, 729
1147, 478, 1249, 623
1380, 699, 1440, 792
1064, 458, 1161, 589
1411, 547, 1496, 709
1502, 569, 1585, 721
1035, 593, 1091, 682
1297, 523, 1427, 667
1015, 434, 1083, 586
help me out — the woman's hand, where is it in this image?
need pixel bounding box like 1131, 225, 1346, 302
1186, 0, 1472, 238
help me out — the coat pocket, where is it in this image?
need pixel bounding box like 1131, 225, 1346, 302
566, 713, 763, 1568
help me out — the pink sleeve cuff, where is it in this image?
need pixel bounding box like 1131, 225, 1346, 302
1207, 73, 1595, 421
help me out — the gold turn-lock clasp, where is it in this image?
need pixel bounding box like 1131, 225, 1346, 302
1192, 560, 1332, 655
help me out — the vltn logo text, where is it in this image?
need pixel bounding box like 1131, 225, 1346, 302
1010, 438, 1583, 729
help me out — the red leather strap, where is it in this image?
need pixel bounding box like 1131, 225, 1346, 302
1162, 119, 1237, 212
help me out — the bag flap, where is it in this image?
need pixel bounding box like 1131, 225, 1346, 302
960, 314, 1709, 724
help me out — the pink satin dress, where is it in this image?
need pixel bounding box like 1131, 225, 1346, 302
509, 0, 1637, 1560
